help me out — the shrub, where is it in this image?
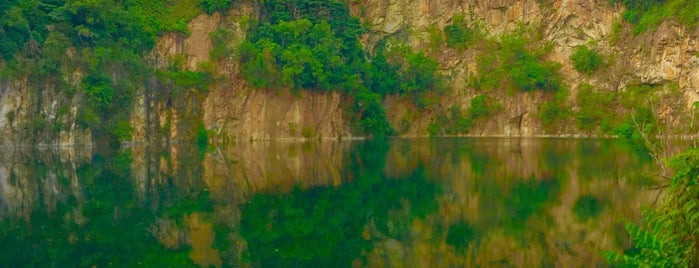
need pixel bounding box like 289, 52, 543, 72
574, 83, 615, 131
200, 0, 232, 15
539, 89, 571, 128
435, 95, 500, 135
605, 149, 699, 266
196, 123, 208, 149
210, 28, 235, 61
157, 70, 213, 92
114, 120, 133, 142
444, 14, 476, 50
571, 46, 604, 75
573, 195, 603, 221
475, 33, 563, 92
613, 0, 699, 34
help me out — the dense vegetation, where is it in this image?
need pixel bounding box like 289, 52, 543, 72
444, 14, 479, 50
614, 0, 699, 34
570, 45, 604, 75
472, 30, 563, 93
0, 148, 209, 266
238, 0, 444, 136
0, 0, 228, 144
240, 140, 439, 266
605, 148, 699, 266
428, 95, 501, 136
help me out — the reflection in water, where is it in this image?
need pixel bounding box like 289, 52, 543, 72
0, 138, 678, 267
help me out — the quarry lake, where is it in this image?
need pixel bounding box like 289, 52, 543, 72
0, 138, 681, 267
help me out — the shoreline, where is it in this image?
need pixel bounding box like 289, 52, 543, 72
1, 133, 697, 149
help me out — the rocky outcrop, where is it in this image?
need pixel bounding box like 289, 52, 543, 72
0, 77, 91, 147
2, 0, 699, 145
353, 0, 699, 136
131, 5, 351, 143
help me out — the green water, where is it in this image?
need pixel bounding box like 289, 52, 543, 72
0, 138, 676, 267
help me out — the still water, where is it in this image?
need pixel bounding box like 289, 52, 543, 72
0, 138, 678, 267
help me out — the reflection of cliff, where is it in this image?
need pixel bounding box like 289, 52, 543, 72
375, 138, 665, 267
0, 139, 684, 267
202, 141, 351, 199
0, 147, 91, 221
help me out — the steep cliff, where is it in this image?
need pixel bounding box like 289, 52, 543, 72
351, 0, 699, 136
1, 0, 698, 145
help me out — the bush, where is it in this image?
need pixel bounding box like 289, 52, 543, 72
613, 0, 699, 34
571, 46, 604, 75
114, 120, 133, 142
444, 14, 476, 50
613, 106, 656, 139
196, 123, 208, 149
200, 0, 232, 14
573, 195, 603, 221
434, 95, 500, 135
210, 28, 234, 61
605, 149, 699, 266
539, 89, 571, 128
475, 33, 563, 92
574, 83, 615, 131
157, 70, 213, 92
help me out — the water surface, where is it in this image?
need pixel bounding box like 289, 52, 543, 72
0, 138, 675, 267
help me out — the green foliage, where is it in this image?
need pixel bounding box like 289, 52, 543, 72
574, 83, 615, 131
614, 106, 657, 139
468, 94, 495, 118
446, 221, 475, 251
157, 69, 213, 92
240, 140, 439, 267
474, 33, 563, 92
427, 122, 441, 136
0, 0, 220, 145
444, 14, 477, 50
114, 120, 133, 142
425, 25, 444, 52
614, 0, 699, 35
0, 149, 202, 267
301, 126, 315, 139
570, 46, 604, 74
431, 95, 500, 135
200, 0, 232, 14
606, 148, 699, 267
539, 89, 571, 128
83, 74, 115, 111
573, 195, 603, 221
402, 51, 441, 94
609, 17, 623, 46
238, 0, 442, 136
604, 209, 689, 267
240, 1, 362, 91
196, 123, 208, 149
210, 28, 235, 61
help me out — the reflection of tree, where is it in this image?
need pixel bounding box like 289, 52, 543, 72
0, 147, 214, 267
379, 138, 665, 266
240, 140, 439, 267
0, 139, 675, 267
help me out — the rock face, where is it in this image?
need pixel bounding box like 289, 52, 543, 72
2, 0, 699, 145
347, 0, 699, 136
132, 6, 352, 143
0, 77, 91, 147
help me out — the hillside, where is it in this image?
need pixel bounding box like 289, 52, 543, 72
1, 0, 698, 145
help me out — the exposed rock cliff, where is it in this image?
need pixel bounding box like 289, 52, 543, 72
1, 0, 699, 145
351, 0, 699, 136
